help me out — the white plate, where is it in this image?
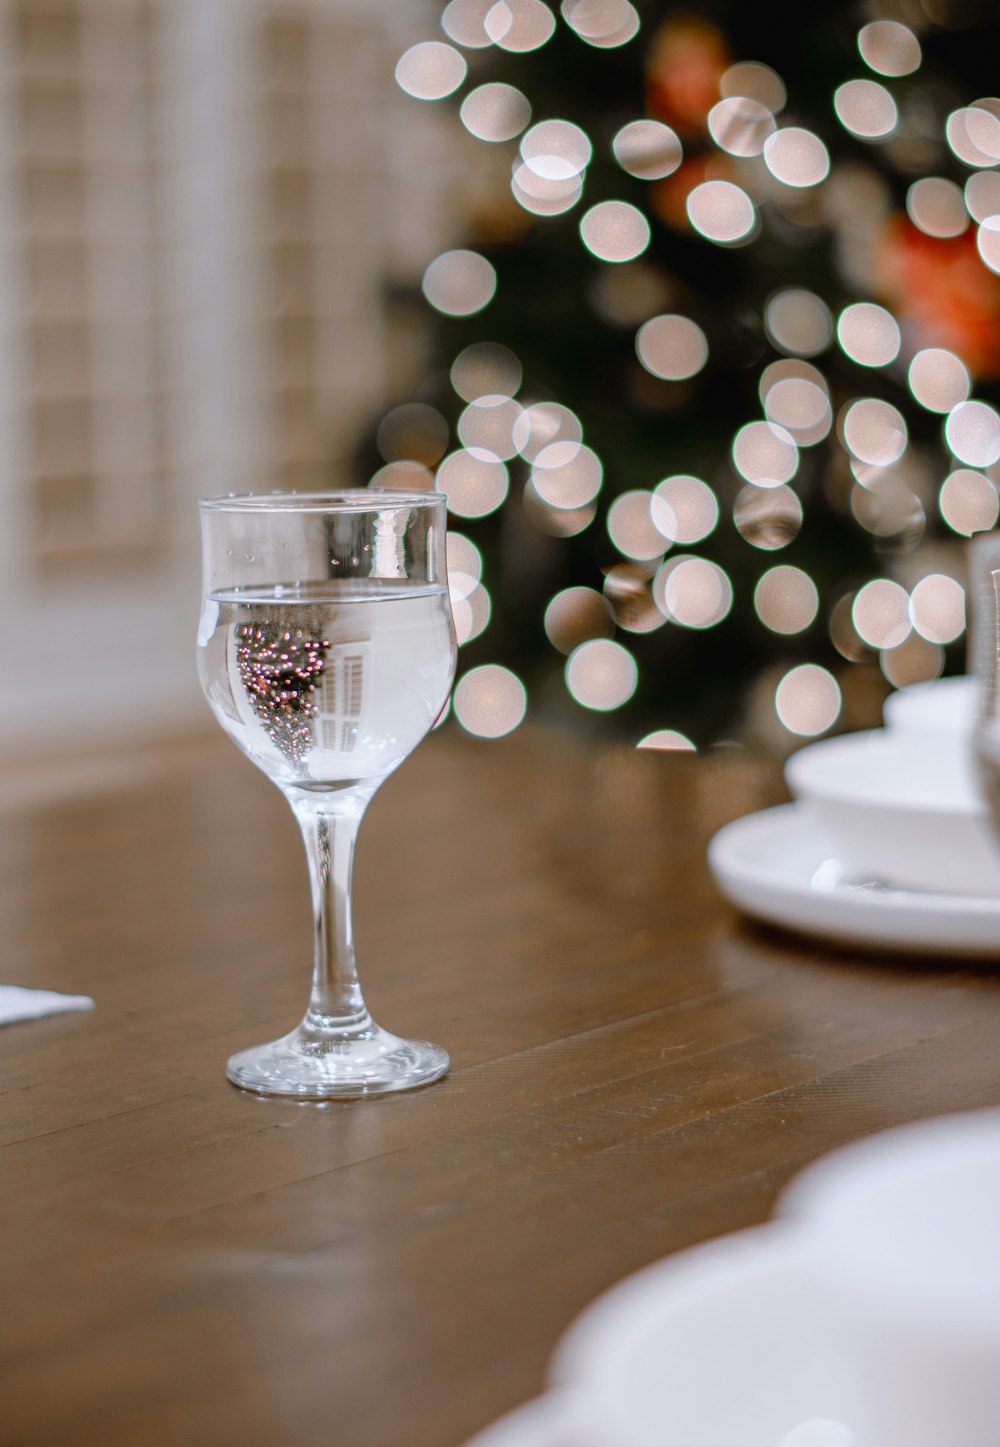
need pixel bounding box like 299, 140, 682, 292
551, 1225, 853, 1447
708, 803, 1000, 958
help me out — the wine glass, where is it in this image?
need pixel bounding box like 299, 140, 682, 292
197, 490, 456, 1098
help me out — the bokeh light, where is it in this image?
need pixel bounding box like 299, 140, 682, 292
837, 303, 901, 368
458, 394, 522, 459
852, 578, 911, 649
939, 468, 999, 535
945, 400, 1000, 466
834, 79, 898, 139
965, 99, 1000, 163
652, 474, 718, 544
906, 177, 967, 238
376, 403, 449, 465
754, 565, 819, 635
909, 573, 965, 644
437, 448, 509, 517
733, 484, 803, 550
512, 165, 583, 216
604, 565, 665, 634
369, 460, 436, 491
442, 0, 495, 48
732, 420, 799, 486
485, 0, 556, 52
654, 556, 733, 629
562, 0, 640, 49
446, 531, 483, 592
532, 444, 603, 508
850, 472, 924, 544
521, 119, 592, 179
422, 250, 497, 316
881, 634, 944, 690
764, 289, 833, 356
964, 171, 1000, 223
635, 314, 708, 380
775, 664, 841, 737
841, 398, 907, 466
719, 60, 786, 114
513, 402, 583, 461
761, 365, 832, 445
395, 41, 467, 100
522, 481, 596, 536
451, 342, 522, 402
580, 201, 651, 261
453, 664, 527, 737
976, 217, 1000, 276
607, 489, 666, 560
637, 729, 696, 751
686, 180, 755, 243
858, 20, 921, 77
544, 586, 614, 653
708, 97, 776, 157
763, 127, 830, 187
946, 106, 1000, 169
612, 120, 682, 179
907, 349, 970, 412
460, 83, 532, 141
565, 639, 638, 710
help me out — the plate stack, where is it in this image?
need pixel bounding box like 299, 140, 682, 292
462, 1109, 1000, 1447
708, 675, 1000, 958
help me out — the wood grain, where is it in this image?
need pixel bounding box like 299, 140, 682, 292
2, 725, 1000, 1446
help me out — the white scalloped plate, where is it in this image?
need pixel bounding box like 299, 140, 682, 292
709, 803, 1000, 959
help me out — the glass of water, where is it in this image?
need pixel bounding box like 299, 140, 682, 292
197, 491, 456, 1098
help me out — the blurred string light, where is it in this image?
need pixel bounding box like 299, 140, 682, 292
393, 7, 1000, 742
764, 289, 833, 356
834, 79, 898, 140
395, 41, 467, 100
635, 314, 708, 380
910, 573, 965, 644
939, 468, 999, 535
686, 180, 756, 245
907, 349, 970, 412
562, 0, 641, 49
858, 20, 921, 77
652, 474, 718, 544
837, 303, 900, 368
422, 250, 497, 316
437, 448, 509, 516
754, 565, 819, 635
734, 484, 803, 550
454, 664, 527, 737
566, 638, 638, 709
451, 342, 522, 402
580, 200, 650, 261
544, 586, 614, 653
945, 401, 1000, 467
612, 120, 682, 179
654, 556, 733, 629
460, 83, 531, 141
485, 0, 556, 52
762, 128, 830, 187
637, 729, 696, 750
775, 664, 842, 737
906, 177, 967, 238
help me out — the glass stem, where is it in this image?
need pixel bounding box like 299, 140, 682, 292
289, 785, 377, 1037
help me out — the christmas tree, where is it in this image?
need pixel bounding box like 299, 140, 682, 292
363, 0, 1000, 751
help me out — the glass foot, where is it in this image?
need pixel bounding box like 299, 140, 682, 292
226, 1017, 450, 1100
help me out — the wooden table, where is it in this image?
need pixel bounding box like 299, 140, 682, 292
3, 724, 1000, 1446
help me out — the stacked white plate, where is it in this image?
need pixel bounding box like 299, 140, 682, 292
463, 1108, 1000, 1447
708, 675, 1000, 958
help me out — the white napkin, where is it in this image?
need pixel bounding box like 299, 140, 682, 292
0, 985, 94, 1026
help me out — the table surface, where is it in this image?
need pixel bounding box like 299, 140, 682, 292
3, 723, 1000, 1446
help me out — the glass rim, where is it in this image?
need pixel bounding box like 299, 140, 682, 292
200, 488, 447, 514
